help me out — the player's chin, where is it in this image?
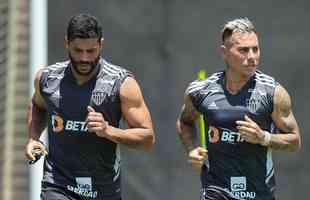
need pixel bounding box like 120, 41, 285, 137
77, 67, 92, 75
243, 65, 256, 75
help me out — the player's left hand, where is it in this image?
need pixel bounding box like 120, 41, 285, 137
236, 115, 265, 144
188, 147, 207, 170
86, 106, 109, 137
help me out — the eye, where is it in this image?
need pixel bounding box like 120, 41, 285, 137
252, 46, 259, 53
239, 47, 249, 53
74, 48, 83, 53
86, 49, 96, 53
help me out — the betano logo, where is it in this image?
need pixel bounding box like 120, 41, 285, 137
51, 113, 88, 133
208, 126, 245, 143
208, 126, 220, 143
52, 113, 64, 132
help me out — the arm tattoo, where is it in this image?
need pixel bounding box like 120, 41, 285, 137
177, 101, 199, 152
269, 132, 299, 151
270, 85, 300, 151
276, 86, 291, 118
274, 85, 294, 132
179, 108, 196, 128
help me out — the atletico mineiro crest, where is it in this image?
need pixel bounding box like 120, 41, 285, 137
91, 91, 106, 106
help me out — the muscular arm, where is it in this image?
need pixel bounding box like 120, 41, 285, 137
269, 84, 301, 151
25, 69, 48, 160
237, 85, 301, 151
176, 95, 207, 169
100, 77, 155, 151
27, 69, 48, 140
176, 95, 200, 153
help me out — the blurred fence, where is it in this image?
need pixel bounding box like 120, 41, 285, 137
0, 0, 30, 199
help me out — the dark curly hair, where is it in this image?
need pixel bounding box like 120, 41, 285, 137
66, 13, 103, 42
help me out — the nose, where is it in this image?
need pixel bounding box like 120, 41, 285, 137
247, 49, 255, 59
81, 56, 89, 63
79, 51, 91, 63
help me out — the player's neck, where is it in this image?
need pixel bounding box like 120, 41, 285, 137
71, 66, 99, 85
225, 69, 251, 94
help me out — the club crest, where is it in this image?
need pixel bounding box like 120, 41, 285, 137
91, 91, 106, 106
246, 98, 260, 113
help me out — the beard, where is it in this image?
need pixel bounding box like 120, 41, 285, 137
69, 53, 100, 76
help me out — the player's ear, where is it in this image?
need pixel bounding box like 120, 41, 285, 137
219, 45, 227, 60
64, 36, 69, 49
100, 38, 104, 48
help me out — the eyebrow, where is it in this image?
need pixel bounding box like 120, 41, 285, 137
73, 47, 98, 51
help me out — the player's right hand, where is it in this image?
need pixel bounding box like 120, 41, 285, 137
25, 139, 48, 162
188, 147, 207, 170
86, 106, 109, 137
